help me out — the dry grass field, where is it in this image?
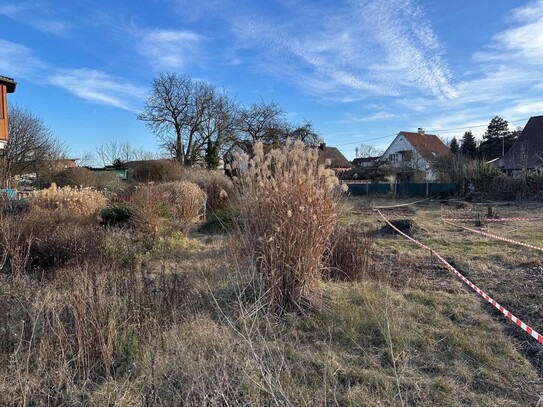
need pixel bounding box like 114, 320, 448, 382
1, 166, 543, 405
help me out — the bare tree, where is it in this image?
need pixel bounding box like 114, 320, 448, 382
237, 100, 288, 145
0, 105, 66, 186
289, 121, 322, 147
96, 140, 152, 166
138, 73, 218, 165
355, 144, 384, 158
197, 90, 239, 169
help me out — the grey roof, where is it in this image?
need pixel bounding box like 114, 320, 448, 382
0, 75, 16, 93
499, 115, 543, 170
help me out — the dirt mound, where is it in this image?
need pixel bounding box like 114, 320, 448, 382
379, 218, 422, 235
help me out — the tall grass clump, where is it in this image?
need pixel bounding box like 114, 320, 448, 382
324, 224, 375, 281
29, 183, 107, 218
235, 141, 339, 314
129, 181, 205, 235
183, 168, 239, 212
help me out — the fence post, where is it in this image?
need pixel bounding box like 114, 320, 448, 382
426, 180, 429, 197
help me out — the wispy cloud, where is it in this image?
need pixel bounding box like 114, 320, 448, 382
341, 111, 398, 124
0, 39, 47, 78
0, 2, 71, 34
48, 69, 146, 112
419, 1, 543, 137
131, 26, 206, 70
224, 0, 456, 101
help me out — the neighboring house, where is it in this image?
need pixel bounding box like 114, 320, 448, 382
0, 75, 16, 150
381, 128, 450, 181
497, 115, 543, 175
317, 143, 352, 172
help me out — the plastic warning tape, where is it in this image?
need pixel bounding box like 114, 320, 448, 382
374, 208, 543, 345
373, 197, 433, 209
442, 219, 543, 252
442, 218, 537, 222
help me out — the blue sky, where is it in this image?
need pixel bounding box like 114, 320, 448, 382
1, 0, 543, 162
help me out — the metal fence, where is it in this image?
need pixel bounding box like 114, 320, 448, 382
346, 182, 457, 197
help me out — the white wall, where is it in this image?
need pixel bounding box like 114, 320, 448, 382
382, 134, 428, 173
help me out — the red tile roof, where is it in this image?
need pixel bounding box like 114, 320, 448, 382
399, 131, 450, 161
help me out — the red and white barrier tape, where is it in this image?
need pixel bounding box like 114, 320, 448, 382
374, 208, 543, 345
373, 197, 433, 209
442, 219, 543, 252
442, 217, 537, 222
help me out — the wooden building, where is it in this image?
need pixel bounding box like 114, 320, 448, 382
0, 75, 17, 150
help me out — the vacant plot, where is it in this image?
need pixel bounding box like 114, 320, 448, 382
1, 192, 542, 405
352, 197, 543, 379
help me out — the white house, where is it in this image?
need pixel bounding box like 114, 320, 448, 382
381, 128, 450, 181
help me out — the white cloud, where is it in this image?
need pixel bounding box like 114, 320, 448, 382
0, 39, 47, 78
226, 0, 456, 101
341, 111, 397, 124
49, 69, 146, 111
133, 27, 206, 70
0, 2, 71, 34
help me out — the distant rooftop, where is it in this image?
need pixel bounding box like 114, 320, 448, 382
0, 75, 16, 93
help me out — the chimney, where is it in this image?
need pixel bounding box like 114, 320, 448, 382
417, 127, 425, 135
319, 142, 326, 150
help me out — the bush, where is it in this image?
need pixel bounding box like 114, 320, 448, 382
129, 181, 205, 235
132, 160, 185, 183
30, 183, 107, 219
198, 207, 240, 234
53, 167, 98, 188
1, 197, 29, 215
235, 141, 339, 314
184, 169, 239, 212
95, 171, 125, 191
100, 204, 133, 228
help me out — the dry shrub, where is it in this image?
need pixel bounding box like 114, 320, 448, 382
184, 168, 239, 212
29, 183, 107, 218
324, 224, 375, 281
95, 171, 125, 191
235, 140, 339, 314
129, 181, 205, 235
53, 167, 97, 188
1, 186, 107, 274
0, 211, 32, 284
132, 160, 185, 183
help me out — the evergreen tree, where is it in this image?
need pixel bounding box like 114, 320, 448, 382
479, 116, 510, 159
204, 139, 220, 169
449, 136, 459, 155
460, 131, 478, 158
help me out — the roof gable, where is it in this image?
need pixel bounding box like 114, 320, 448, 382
398, 131, 450, 161
318, 146, 352, 169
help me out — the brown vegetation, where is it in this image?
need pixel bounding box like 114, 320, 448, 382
0, 153, 542, 405
235, 141, 339, 314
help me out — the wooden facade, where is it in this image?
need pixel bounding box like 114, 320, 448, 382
0, 75, 17, 149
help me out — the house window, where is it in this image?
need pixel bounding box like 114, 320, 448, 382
389, 153, 400, 162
